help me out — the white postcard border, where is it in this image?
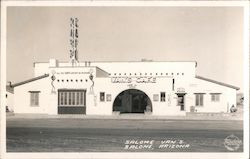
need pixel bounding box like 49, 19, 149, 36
1, 1, 249, 159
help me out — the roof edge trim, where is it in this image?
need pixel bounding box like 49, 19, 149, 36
12, 74, 49, 87
195, 75, 240, 90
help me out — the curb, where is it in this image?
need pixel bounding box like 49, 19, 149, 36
6, 113, 243, 121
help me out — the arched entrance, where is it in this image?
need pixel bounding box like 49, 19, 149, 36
113, 89, 152, 114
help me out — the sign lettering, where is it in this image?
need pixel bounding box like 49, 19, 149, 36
111, 77, 156, 83
177, 87, 185, 93
56, 72, 90, 75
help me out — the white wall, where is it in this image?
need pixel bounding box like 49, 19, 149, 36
14, 77, 50, 114
92, 61, 196, 78
185, 78, 237, 113
34, 61, 196, 78
92, 77, 186, 116
13, 60, 237, 116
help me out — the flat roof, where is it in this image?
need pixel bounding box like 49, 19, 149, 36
34, 60, 197, 63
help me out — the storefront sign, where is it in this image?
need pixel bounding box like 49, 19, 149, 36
111, 77, 156, 83
56, 71, 90, 75
128, 84, 137, 89
177, 87, 185, 93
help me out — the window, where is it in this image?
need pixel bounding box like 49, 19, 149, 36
76, 92, 79, 105
68, 92, 72, 105
195, 93, 204, 106
80, 92, 84, 105
160, 92, 166, 102
60, 92, 64, 105
64, 92, 68, 105
100, 92, 105, 102
211, 93, 220, 102
72, 92, 75, 105
153, 94, 159, 101
30, 91, 40, 106
177, 96, 184, 106
106, 94, 112, 101
58, 90, 86, 106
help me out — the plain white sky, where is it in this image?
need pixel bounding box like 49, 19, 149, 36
6, 6, 244, 91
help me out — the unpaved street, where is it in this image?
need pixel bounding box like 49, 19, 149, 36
7, 118, 243, 152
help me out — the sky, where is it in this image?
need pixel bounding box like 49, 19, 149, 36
6, 6, 244, 91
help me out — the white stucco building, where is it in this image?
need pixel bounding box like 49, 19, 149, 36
9, 59, 239, 116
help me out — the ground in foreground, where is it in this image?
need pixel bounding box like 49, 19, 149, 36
7, 118, 243, 152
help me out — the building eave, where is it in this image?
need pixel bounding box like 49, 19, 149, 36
195, 75, 240, 90
6, 85, 14, 93
11, 74, 49, 87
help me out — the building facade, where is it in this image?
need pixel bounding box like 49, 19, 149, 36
10, 59, 239, 116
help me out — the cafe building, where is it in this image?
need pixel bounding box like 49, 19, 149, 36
10, 59, 239, 116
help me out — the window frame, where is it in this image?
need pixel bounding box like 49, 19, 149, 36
106, 94, 112, 102
58, 89, 86, 107
160, 92, 166, 102
29, 91, 40, 107
194, 93, 205, 107
210, 93, 221, 102
153, 94, 159, 102
177, 96, 184, 106
100, 92, 105, 102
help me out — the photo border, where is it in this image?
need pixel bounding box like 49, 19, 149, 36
1, 1, 249, 159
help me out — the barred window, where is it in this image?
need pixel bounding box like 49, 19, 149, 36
58, 90, 86, 106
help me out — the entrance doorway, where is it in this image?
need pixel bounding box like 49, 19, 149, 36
113, 89, 152, 114
176, 93, 186, 111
